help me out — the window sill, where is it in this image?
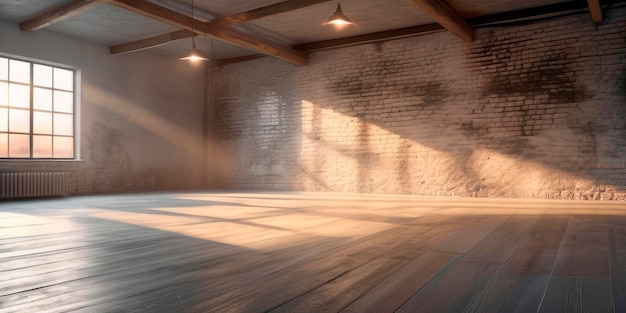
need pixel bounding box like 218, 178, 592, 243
0, 159, 83, 163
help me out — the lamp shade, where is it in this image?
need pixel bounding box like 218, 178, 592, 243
324, 3, 354, 25
179, 47, 209, 61
180, 38, 209, 61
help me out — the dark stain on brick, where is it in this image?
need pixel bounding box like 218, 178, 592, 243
460, 120, 488, 137
484, 52, 589, 103
467, 39, 528, 66
469, 40, 591, 136
616, 64, 626, 129
498, 137, 530, 155
215, 99, 239, 140
329, 56, 448, 116
599, 64, 626, 159
374, 42, 384, 53
329, 58, 402, 96
400, 82, 446, 107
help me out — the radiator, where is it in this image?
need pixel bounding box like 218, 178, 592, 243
0, 172, 69, 199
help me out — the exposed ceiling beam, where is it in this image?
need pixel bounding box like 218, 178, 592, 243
587, 0, 602, 22
411, 0, 474, 42
105, 0, 308, 65
466, 0, 590, 26
20, 0, 99, 31
213, 0, 331, 25
213, 54, 267, 67
110, 29, 194, 55
110, 0, 329, 56
294, 23, 444, 51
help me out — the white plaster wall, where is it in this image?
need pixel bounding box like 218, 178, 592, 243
0, 19, 206, 193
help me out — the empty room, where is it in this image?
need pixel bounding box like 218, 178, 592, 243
1, 0, 626, 312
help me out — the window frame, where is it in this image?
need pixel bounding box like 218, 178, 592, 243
0, 54, 80, 161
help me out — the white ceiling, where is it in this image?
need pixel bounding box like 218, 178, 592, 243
0, 0, 593, 61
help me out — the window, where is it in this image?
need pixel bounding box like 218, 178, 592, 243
0, 56, 76, 159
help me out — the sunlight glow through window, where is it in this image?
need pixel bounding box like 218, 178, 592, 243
0, 56, 75, 159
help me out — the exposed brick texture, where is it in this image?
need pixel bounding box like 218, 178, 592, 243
211, 8, 626, 200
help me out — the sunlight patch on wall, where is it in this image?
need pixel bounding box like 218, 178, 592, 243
298, 100, 613, 198
299, 99, 461, 194
84, 83, 202, 158
467, 148, 598, 199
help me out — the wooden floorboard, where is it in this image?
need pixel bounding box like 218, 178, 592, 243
1, 192, 626, 312
538, 277, 613, 313
461, 212, 567, 313
341, 251, 461, 313
552, 213, 610, 277
396, 259, 501, 312
608, 215, 626, 313
269, 257, 406, 313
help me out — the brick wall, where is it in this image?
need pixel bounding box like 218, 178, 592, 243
211, 8, 626, 200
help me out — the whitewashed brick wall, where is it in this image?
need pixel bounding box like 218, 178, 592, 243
211, 8, 626, 200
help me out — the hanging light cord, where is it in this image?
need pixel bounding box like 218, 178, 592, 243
191, 0, 195, 47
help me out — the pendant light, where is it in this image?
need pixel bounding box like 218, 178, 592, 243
324, 3, 354, 26
180, 0, 208, 61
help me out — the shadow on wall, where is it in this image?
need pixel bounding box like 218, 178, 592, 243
213, 65, 303, 190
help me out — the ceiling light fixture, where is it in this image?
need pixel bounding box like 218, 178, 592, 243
324, 3, 354, 26
180, 0, 208, 61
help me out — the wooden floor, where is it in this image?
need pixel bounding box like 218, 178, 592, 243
1, 192, 626, 313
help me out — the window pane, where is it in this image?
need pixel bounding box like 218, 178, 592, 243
34, 111, 52, 134
1, 59, 77, 159
0, 57, 7, 81
9, 109, 30, 133
9, 59, 30, 84
33, 64, 52, 87
53, 90, 73, 113
9, 83, 30, 108
54, 113, 72, 136
0, 82, 7, 106
33, 135, 52, 158
34, 87, 52, 111
53, 68, 73, 91
53, 136, 73, 158
0, 108, 7, 132
0, 132, 7, 157
8, 133, 29, 157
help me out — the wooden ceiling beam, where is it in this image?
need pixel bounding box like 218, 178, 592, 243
586, 0, 602, 22
213, 0, 331, 25
110, 0, 329, 56
294, 23, 444, 51
213, 54, 267, 67
105, 0, 308, 65
110, 29, 194, 55
411, 0, 474, 42
20, 0, 99, 31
